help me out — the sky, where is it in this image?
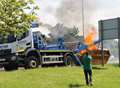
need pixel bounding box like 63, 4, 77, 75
36, 0, 61, 26
35, 0, 120, 35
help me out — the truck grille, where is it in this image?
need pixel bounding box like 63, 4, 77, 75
0, 49, 11, 56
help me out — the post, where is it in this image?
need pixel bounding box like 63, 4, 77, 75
117, 18, 120, 67
101, 40, 104, 66
99, 20, 104, 66
81, 0, 85, 39
118, 39, 120, 67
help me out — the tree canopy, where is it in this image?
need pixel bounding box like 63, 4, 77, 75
0, 0, 38, 37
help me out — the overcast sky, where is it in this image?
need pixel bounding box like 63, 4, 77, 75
36, 0, 120, 35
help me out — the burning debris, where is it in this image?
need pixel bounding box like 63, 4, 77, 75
80, 26, 98, 54
77, 26, 111, 65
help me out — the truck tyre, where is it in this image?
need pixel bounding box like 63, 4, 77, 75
4, 63, 18, 71
64, 55, 74, 66
25, 56, 39, 69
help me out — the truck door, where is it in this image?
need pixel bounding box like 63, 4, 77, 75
16, 31, 31, 52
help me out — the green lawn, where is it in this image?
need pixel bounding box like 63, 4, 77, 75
0, 64, 120, 88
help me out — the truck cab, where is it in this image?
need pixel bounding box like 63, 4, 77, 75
0, 34, 17, 69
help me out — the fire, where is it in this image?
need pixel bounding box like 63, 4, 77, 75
80, 50, 87, 54
80, 26, 98, 54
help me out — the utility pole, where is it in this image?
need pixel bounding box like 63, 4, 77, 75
82, 0, 85, 39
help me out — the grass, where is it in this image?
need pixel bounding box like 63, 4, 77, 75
0, 64, 120, 88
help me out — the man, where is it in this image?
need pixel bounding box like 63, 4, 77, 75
82, 52, 93, 86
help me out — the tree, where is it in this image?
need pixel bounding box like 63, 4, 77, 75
0, 0, 38, 37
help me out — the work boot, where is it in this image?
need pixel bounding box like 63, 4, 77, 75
90, 82, 93, 86
86, 83, 89, 86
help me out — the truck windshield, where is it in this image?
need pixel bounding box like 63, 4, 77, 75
0, 31, 29, 44
0, 35, 16, 44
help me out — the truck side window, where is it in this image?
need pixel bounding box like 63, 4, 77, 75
17, 31, 29, 41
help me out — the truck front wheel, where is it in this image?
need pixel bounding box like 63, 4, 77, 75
64, 55, 74, 66
25, 56, 39, 69
4, 63, 18, 71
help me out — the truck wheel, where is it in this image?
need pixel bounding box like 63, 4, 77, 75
4, 63, 18, 71
25, 56, 39, 69
64, 55, 74, 66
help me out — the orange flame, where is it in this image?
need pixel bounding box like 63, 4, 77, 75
80, 26, 98, 54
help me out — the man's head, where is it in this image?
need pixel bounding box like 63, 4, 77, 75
85, 52, 89, 56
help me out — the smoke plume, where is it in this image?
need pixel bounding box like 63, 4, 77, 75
41, 23, 80, 42
103, 40, 119, 63
56, 0, 96, 34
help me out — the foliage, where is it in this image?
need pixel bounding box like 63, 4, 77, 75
0, 0, 39, 37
